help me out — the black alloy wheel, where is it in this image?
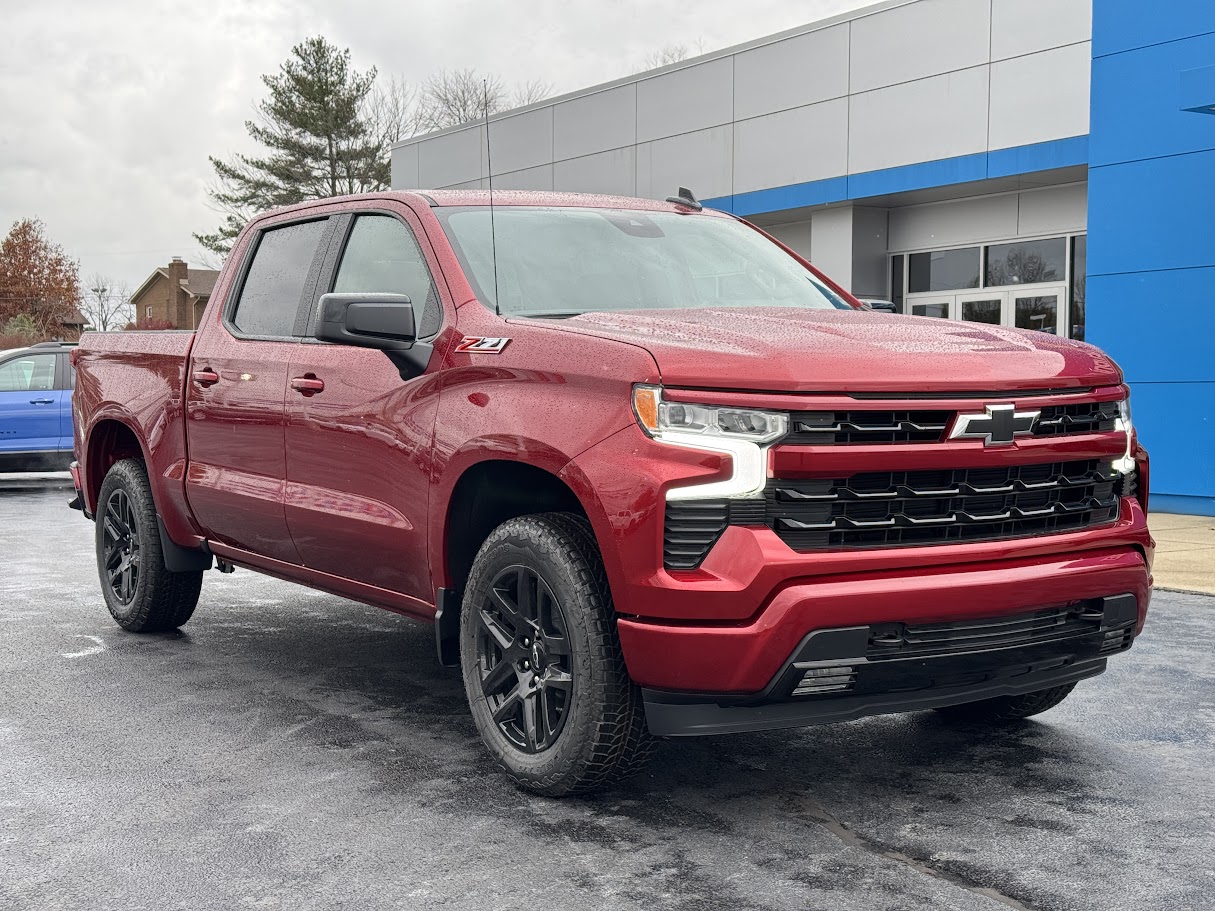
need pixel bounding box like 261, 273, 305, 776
459, 512, 655, 795
95, 458, 203, 632
101, 488, 141, 605
476, 565, 574, 754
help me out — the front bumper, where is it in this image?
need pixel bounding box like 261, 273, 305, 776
643, 592, 1138, 736
619, 544, 1149, 702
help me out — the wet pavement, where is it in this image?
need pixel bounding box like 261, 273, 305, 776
2, 485, 1213, 911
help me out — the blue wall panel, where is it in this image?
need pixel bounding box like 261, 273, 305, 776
1126, 381, 1215, 500
1087, 268, 1215, 383
845, 152, 989, 200
1089, 0, 1215, 513
986, 136, 1089, 179
1089, 34, 1215, 166
704, 137, 1088, 215
1087, 150, 1215, 275
726, 177, 849, 218
1093, 0, 1215, 57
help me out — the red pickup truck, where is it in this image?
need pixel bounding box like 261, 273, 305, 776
70, 190, 1153, 795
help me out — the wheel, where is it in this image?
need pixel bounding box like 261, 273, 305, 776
934, 683, 1077, 723
96, 458, 203, 632
459, 512, 655, 796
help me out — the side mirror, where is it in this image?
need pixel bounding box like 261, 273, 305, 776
314, 292, 415, 349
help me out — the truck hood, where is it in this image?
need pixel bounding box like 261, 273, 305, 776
524, 308, 1121, 393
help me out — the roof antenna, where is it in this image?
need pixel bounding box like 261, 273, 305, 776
666, 186, 702, 211
484, 80, 502, 316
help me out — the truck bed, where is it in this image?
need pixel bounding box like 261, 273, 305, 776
72, 331, 199, 544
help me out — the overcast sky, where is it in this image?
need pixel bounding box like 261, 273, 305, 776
1, 0, 870, 292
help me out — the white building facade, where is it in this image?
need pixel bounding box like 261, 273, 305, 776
393, 0, 1092, 339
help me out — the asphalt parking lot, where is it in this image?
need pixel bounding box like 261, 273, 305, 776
2, 483, 1213, 911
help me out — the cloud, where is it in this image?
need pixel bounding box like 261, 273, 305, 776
0, 0, 866, 290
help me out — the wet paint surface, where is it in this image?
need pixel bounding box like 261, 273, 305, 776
3, 485, 1212, 911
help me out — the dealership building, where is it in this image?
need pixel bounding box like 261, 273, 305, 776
392, 0, 1215, 516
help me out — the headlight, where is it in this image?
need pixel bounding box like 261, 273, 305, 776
632, 385, 788, 444
633, 385, 788, 500
1113, 393, 1134, 475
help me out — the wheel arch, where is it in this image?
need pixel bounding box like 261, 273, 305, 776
441, 458, 589, 599
434, 455, 605, 666
83, 415, 149, 515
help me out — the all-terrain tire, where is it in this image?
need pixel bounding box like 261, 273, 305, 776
460, 512, 655, 796
934, 683, 1077, 723
95, 458, 203, 632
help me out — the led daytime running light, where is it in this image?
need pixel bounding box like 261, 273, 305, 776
632, 385, 788, 500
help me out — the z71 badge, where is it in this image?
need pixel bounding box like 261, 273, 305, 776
455, 337, 511, 354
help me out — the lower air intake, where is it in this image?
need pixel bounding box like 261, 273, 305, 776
1099, 625, 1135, 656
792, 665, 858, 696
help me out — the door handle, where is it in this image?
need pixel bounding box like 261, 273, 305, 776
192, 369, 220, 387
29, 398, 55, 405
290, 375, 325, 395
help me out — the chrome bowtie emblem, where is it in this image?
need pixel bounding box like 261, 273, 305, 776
949, 404, 1039, 446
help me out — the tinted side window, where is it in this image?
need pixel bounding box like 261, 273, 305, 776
334, 215, 441, 337
0, 353, 57, 392
232, 220, 328, 337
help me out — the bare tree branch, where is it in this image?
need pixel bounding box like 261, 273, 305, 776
365, 75, 423, 146
80, 273, 133, 332
416, 69, 509, 132
512, 79, 552, 108
637, 39, 708, 73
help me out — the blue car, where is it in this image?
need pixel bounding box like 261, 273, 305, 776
0, 341, 76, 471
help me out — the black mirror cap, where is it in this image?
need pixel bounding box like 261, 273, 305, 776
315, 292, 416, 349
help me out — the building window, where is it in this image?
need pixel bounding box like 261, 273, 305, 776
889, 255, 904, 312
908, 248, 980, 293
1070, 235, 1086, 341
985, 237, 1066, 287
145, 305, 151, 319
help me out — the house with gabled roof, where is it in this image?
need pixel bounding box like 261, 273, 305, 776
129, 257, 219, 329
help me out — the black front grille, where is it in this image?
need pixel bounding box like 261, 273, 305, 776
768, 459, 1120, 550
788, 410, 951, 444
781, 399, 1122, 445
867, 605, 1101, 660
1034, 402, 1119, 436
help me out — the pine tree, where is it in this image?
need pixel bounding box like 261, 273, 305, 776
195, 37, 386, 255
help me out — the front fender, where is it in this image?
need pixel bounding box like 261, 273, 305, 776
429, 431, 630, 591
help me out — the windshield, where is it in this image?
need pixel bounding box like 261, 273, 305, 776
435, 206, 855, 317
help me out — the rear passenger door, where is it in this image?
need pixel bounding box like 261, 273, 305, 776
283, 208, 448, 607
185, 217, 332, 563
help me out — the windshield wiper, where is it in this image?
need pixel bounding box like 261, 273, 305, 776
511, 309, 593, 319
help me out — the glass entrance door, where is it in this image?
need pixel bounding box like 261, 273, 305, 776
957, 292, 1004, 326
908, 285, 1068, 334
909, 296, 952, 319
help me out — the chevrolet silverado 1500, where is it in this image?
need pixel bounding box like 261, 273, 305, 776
70, 189, 1153, 795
